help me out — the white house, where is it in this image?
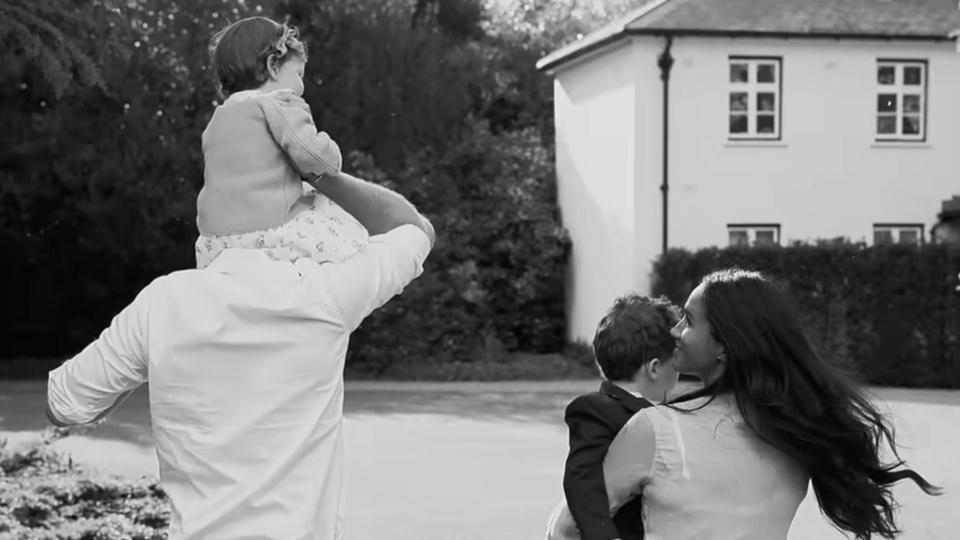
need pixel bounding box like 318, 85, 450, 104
536, 0, 960, 343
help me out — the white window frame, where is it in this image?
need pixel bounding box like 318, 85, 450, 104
727, 57, 782, 140
872, 223, 924, 246
875, 60, 927, 142
727, 223, 781, 247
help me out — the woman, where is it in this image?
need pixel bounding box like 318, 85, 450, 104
598, 268, 940, 540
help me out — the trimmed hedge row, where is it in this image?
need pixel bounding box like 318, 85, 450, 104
651, 243, 960, 388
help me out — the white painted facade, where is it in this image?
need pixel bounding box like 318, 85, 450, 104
551, 36, 960, 342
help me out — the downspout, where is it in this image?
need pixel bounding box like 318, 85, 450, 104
657, 36, 674, 257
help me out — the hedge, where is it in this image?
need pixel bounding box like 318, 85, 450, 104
652, 243, 960, 388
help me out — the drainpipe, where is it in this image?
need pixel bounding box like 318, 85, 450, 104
657, 36, 674, 257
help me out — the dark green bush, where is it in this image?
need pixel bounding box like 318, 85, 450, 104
651, 243, 960, 388
344, 118, 570, 373
2, 1, 248, 356
1, 0, 588, 373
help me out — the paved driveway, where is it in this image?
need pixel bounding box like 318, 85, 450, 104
2, 380, 957, 539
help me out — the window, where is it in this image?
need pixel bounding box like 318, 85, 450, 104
728, 57, 782, 140
727, 223, 781, 247
875, 60, 927, 141
873, 223, 924, 245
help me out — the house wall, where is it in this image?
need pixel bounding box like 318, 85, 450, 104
552, 36, 960, 342
552, 37, 664, 343
668, 37, 960, 249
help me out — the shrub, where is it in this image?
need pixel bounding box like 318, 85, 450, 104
345, 117, 570, 372
651, 243, 960, 388
1, 0, 255, 357
0, 433, 170, 539
2, 0, 574, 376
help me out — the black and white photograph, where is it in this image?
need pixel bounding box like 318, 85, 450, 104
1, 0, 959, 538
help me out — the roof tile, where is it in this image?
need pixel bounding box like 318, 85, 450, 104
538, 0, 960, 71
633, 0, 960, 36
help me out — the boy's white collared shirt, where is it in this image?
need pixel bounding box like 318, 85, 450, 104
48, 225, 431, 540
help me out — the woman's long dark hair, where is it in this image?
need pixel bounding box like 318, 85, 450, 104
670, 268, 940, 539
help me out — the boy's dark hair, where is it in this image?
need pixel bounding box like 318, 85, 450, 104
209, 16, 307, 97
592, 293, 680, 381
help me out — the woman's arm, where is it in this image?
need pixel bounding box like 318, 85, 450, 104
603, 409, 657, 514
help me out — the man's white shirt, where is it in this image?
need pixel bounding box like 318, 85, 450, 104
48, 225, 431, 540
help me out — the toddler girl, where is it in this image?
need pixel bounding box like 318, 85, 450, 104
196, 16, 368, 268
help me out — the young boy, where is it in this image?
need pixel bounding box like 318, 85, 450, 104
555, 293, 681, 540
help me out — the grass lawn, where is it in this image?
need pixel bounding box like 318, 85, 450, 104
2, 380, 957, 539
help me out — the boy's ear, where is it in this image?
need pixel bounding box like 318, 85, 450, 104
646, 358, 661, 378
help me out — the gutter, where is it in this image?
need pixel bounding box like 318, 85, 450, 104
657, 36, 674, 257
538, 28, 955, 74
635, 27, 957, 42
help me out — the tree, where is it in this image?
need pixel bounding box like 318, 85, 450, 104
0, 0, 114, 97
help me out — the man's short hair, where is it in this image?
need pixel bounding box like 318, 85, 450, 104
592, 293, 680, 381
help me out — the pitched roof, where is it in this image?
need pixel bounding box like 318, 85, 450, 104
537, 0, 960, 72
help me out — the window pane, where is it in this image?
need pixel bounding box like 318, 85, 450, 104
729, 114, 748, 133
898, 229, 920, 245
729, 230, 749, 247
730, 63, 749, 83
902, 115, 921, 135
730, 92, 748, 111
756, 114, 775, 134
874, 229, 893, 245
757, 92, 776, 112
903, 66, 922, 85
876, 115, 896, 134
877, 66, 895, 85
757, 64, 776, 83
754, 230, 776, 246
903, 94, 921, 113
877, 94, 897, 112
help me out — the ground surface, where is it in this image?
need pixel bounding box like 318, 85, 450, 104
2, 380, 957, 539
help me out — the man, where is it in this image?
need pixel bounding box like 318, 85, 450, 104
46, 171, 435, 540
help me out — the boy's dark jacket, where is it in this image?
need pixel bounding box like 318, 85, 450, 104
563, 380, 653, 540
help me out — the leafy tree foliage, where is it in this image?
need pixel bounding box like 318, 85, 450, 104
1, 0, 611, 368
